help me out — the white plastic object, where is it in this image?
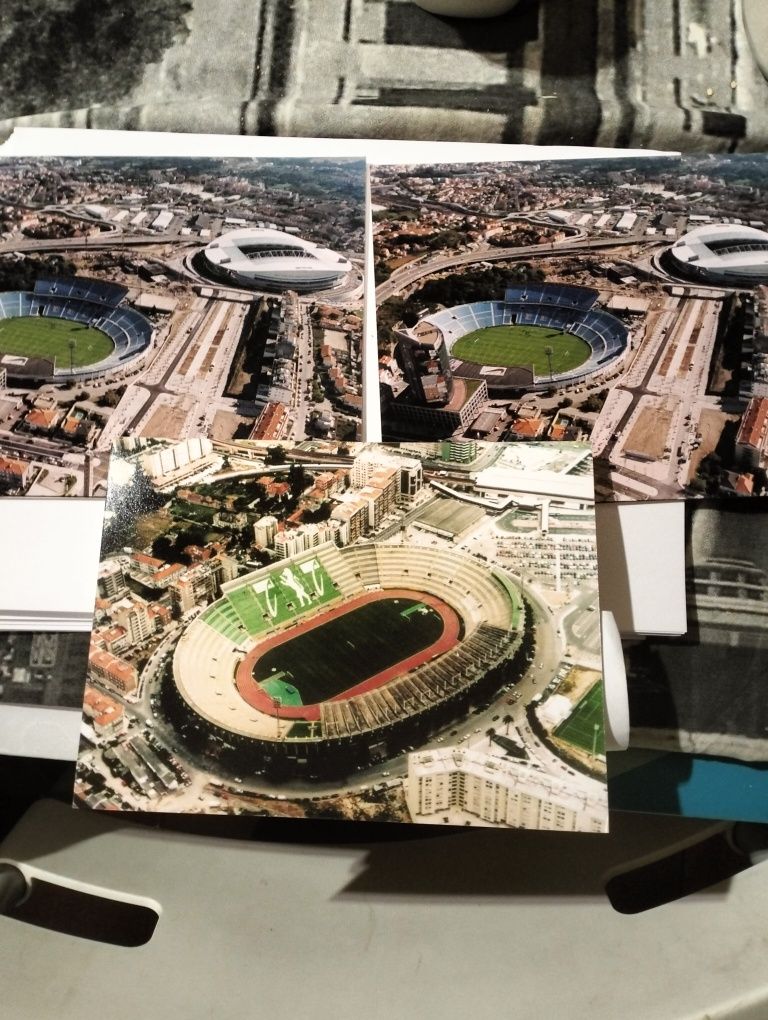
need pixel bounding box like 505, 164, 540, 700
595, 501, 686, 637
601, 610, 629, 751
413, 0, 521, 17
4, 800, 768, 1019
0, 498, 104, 631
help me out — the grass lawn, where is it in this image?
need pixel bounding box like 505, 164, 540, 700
451, 324, 590, 376
254, 597, 444, 704
554, 682, 604, 754
0, 316, 114, 368
260, 672, 304, 707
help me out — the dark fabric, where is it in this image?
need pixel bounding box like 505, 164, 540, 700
1, 0, 767, 150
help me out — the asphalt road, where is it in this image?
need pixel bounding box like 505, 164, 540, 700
375, 233, 661, 304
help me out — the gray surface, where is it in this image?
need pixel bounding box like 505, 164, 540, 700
4, 799, 768, 1020
2, 0, 767, 151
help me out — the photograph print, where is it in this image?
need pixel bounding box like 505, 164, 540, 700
625, 497, 768, 763
0, 155, 364, 497
374, 154, 768, 502
0, 630, 89, 708
75, 435, 607, 831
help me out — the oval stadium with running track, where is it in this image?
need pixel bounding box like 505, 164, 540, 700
161, 540, 531, 780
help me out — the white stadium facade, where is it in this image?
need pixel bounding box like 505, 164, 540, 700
201, 227, 352, 293
668, 223, 768, 286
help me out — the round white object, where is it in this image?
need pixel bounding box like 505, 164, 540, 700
413, 0, 521, 17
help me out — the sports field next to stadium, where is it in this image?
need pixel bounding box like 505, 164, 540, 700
0, 316, 114, 368
554, 683, 604, 755
254, 597, 445, 705
451, 324, 591, 375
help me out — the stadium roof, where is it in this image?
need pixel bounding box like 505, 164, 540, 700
475, 466, 594, 503
670, 223, 768, 281
202, 227, 351, 292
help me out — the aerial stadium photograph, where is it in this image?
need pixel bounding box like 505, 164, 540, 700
74, 436, 607, 832
374, 153, 768, 502
0, 155, 364, 498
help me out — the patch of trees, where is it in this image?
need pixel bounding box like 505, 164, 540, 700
579, 389, 609, 414
0, 254, 78, 291
265, 446, 287, 465
96, 388, 124, 408
1, 0, 192, 120
373, 209, 421, 223
410, 263, 545, 308
152, 525, 207, 565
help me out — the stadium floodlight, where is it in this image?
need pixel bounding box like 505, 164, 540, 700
544, 345, 554, 381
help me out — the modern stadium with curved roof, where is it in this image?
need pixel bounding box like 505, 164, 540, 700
397, 283, 630, 395
0, 277, 155, 384
667, 223, 768, 286
201, 226, 352, 293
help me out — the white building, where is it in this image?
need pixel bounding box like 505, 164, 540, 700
615, 211, 638, 233
140, 438, 217, 489
350, 449, 423, 506
669, 223, 768, 285
110, 595, 154, 647
151, 209, 174, 231
201, 227, 352, 293
97, 559, 127, 600
253, 515, 279, 548
273, 520, 343, 559
405, 747, 606, 832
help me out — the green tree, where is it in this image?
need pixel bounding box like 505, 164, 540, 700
265, 446, 287, 465
288, 464, 306, 497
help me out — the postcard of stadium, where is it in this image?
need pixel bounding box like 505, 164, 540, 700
74, 436, 608, 832
0, 154, 365, 497
373, 153, 768, 503
625, 496, 768, 764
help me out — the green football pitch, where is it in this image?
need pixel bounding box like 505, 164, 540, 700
554, 683, 604, 755
451, 324, 591, 376
0, 316, 114, 368
254, 597, 444, 705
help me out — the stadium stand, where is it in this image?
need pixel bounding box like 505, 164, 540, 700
401, 284, 629, 392
0, 280, 154, 379
175, 541, 525, 747
34, 277, 128, 308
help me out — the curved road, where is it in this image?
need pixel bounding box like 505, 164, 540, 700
376, 235, 665, 304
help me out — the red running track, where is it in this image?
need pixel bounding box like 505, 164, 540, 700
234, 588, 461, 722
